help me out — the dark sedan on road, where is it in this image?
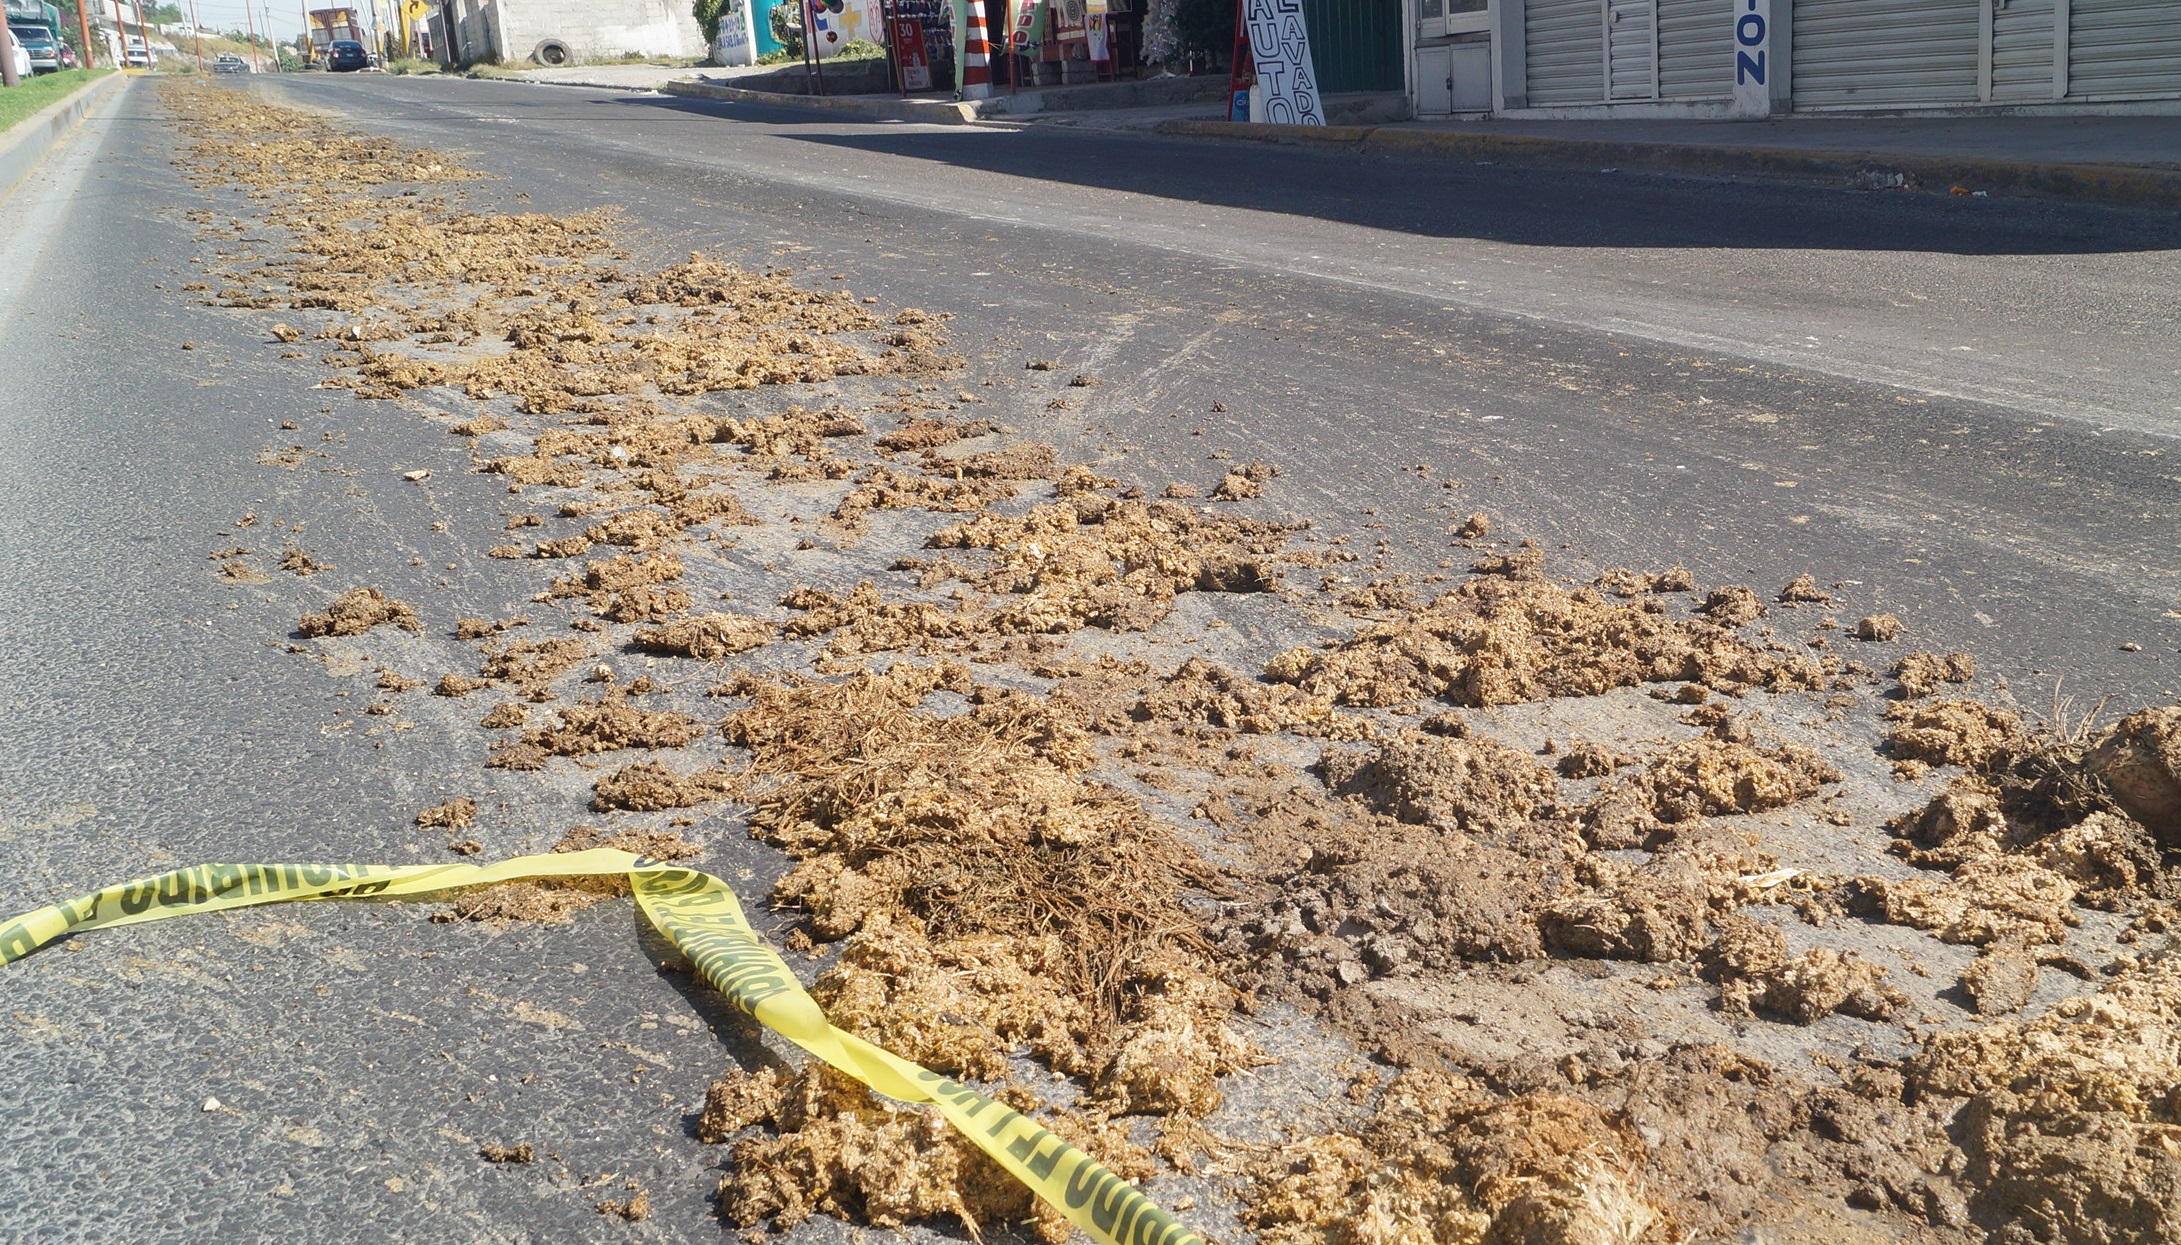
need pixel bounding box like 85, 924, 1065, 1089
325, 39, 369, 72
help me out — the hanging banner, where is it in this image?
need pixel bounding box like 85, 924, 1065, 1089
1730, 0, 1773, 118
1084, 0, 1108, 62
893, 15, 931, 86
948, 0, 967, 88
1008, 0, 1045, 53
1242, 0, 1322, 126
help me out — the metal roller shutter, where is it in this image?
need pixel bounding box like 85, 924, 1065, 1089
1301, 0, 1405, 93
2069, 0, 2181, 100
1792, 0, 1980, 107
1657, 0, 1730, 99
1991, 0, 2056, 102
1608, 0, 1658, 98
1527, 0, 1605, 104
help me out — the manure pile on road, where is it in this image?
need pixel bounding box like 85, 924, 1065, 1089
164, 78, 2181, 1245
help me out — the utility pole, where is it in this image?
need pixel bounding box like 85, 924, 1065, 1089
244, 0, 261, 69
134, 0, 152, 70
185, 0, 203, 69
77, 0, 98, 67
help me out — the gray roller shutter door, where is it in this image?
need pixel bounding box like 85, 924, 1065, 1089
1528, 0, 1605, 104
1608, 0, 1658, 98
2069, 0, 2181, 100
1792, 0, 1981, 107
1658, 0, 1730, 99
1991, 0, 2056, 102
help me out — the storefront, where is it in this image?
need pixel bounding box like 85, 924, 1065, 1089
1410, 0, 2181, 118
1412, 0, 1491, 111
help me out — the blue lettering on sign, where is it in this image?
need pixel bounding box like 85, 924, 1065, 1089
1736, 1, 1766, 86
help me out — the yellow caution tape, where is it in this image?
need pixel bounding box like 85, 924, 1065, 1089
1, 850, 1205, 1245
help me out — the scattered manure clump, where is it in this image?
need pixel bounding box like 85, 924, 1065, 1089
1243, 1070, 1673, 1245
297, 586, 422, 637
1263, 560, 1829, 710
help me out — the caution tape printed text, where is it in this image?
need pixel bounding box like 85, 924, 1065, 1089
0, 850, 1204, 1245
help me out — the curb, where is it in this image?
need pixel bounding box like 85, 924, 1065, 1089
1154, 119, 2181, 209
493, 75, 677, 92
0, 71, 126, 202
660, 79, 976, 125
658, 75, 1229, 126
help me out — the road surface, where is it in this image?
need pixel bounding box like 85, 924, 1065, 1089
0, 72, 2175, 1242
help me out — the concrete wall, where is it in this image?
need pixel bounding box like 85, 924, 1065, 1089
440, 0, 501, 63
487, 0, 706, 63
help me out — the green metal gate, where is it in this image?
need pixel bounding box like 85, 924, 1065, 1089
1302, 0, 1402, 92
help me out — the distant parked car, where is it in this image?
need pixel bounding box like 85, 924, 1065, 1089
9, 25, 61, 73
213, 53, 249, 73
325, 39, 369, 72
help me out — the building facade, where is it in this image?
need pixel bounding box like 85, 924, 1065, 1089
425, 0, 707, 66
1403, 0, 2181, 117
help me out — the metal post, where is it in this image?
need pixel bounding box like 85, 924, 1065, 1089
186, 0, 204, 70
77, 0, 98, 66
245, 0, 261, 69
805, 0, 826, 95
883, 0, 903, 94
135, 0, 152, 70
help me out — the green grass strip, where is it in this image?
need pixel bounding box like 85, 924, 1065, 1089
0, 68, 116, 137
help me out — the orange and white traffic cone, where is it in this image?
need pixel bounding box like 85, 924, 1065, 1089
959, 1, 993, 100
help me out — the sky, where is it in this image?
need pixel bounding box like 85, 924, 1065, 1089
174, 0, 305, 42
105, 0, 388, 44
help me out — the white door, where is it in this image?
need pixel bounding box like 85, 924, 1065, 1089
1415, 0, 1489, 116
1417, 44, 1454, 112
1450, 41, 1492, 107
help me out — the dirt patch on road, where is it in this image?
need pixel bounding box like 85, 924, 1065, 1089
297, 586, 422, 637
162, 76, 2181, 1245
1263, 573, 1832, 709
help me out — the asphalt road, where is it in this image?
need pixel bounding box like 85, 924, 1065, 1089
0, 73, 2176, 1242
279, 72, 2181, 696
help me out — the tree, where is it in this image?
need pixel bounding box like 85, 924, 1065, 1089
691, 0, 729, 43
1173, 0, 1230, 65
768, 0, 804, 57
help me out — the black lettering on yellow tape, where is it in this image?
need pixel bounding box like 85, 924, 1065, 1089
2, 853, 1210, 1245
911, 1068, 1206, 1245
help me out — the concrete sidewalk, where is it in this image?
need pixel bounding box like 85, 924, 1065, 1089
0, 70, 126, 202
1407, 114, 2181, 171
1150, 113, 2181, 208
657, 70, 1225, 124
497, 61, 2181, 207
498, 62, 768, 91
